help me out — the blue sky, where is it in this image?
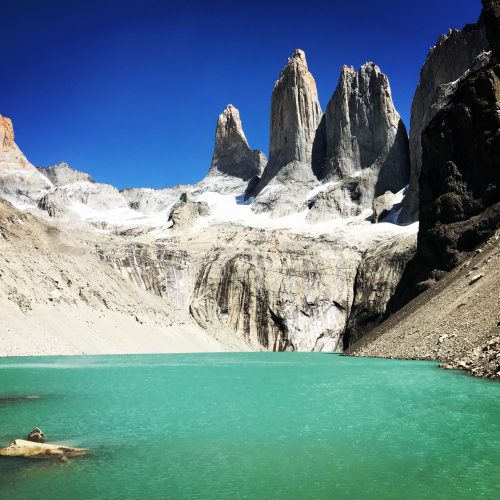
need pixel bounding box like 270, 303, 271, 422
0, 0, 481, 189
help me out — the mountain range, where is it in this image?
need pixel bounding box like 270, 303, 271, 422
0, 0, 498, 379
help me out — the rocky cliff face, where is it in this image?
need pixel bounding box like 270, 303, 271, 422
0, 114, 52, 206
344, 233, 416, 347
0, 115, 15, 148
387, 0, 500, 313
310, 63, 410, 218
314, 63, 410, 190
97, 224, 412, 352
399, 20, 490, 223
209, 104, 266, 181
251, 49, 322, 200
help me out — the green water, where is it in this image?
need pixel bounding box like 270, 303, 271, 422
0, 353, 498, 499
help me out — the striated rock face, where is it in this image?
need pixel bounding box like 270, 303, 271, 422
37, 162, 95, 186
399, 20, 490, 223
98, 224, 415, 352
0, 115, 15, 149
312, 63, 410, 214
0, 439, 87, 459
343, 233, 417, 348
209, 104, 266, 181
387, 2, 500, 313
251, 49, 322, 198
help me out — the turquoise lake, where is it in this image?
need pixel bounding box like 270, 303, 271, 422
0, 353, 499, 499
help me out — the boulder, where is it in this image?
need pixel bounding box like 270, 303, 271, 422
27, 426, 46, 443
0, 439, 87, 460
372, 191, 395, 223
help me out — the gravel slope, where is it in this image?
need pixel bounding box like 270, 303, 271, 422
347, 231, 500, 380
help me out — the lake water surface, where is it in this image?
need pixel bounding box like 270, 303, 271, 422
0, 353, 499, 499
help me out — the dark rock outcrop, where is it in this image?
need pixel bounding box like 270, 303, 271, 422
209, 104, 266, 181
251, 49, 322, 198
387, 0, 500, 312
27, 427, 46, 443
399, 18, 490, 223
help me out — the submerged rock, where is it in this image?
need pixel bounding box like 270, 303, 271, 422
0, 439, 87, 460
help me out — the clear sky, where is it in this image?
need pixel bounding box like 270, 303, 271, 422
1, 0, 482, 189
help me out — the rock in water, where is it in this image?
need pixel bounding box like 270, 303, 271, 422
311, 63, 410, 217
399, 18, 490, 223
387, 0, 500, 312
0, 439, 87, 460
372, 191, 395, 223
251, 49, 322, 198
27, 427, 46, 443
208, 104, 266, 181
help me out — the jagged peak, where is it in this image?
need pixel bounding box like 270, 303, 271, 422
0, 114, 15, 149
210, 104, 265, 181
215, 103, 248, 146
288, 48, 307, 67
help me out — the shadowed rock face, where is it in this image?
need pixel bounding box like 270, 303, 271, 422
399, 19, 490, 223
387, 0, 500, 312
310, 62, 410, 217
313, 63, 410, 194
209, 104, 266, 181
252, 49, 322, 197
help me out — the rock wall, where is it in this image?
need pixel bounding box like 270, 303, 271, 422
0, 114, 15, 149
96, 225, 414, 352
387, 0, 500, 313
399, 19, 490, 223
344, 233, 417, 347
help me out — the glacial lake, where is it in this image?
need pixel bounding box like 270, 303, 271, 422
0, 353, 499, 499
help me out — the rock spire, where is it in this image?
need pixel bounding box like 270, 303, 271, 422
251, 49, 322, 197
209, 104, 266, 181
